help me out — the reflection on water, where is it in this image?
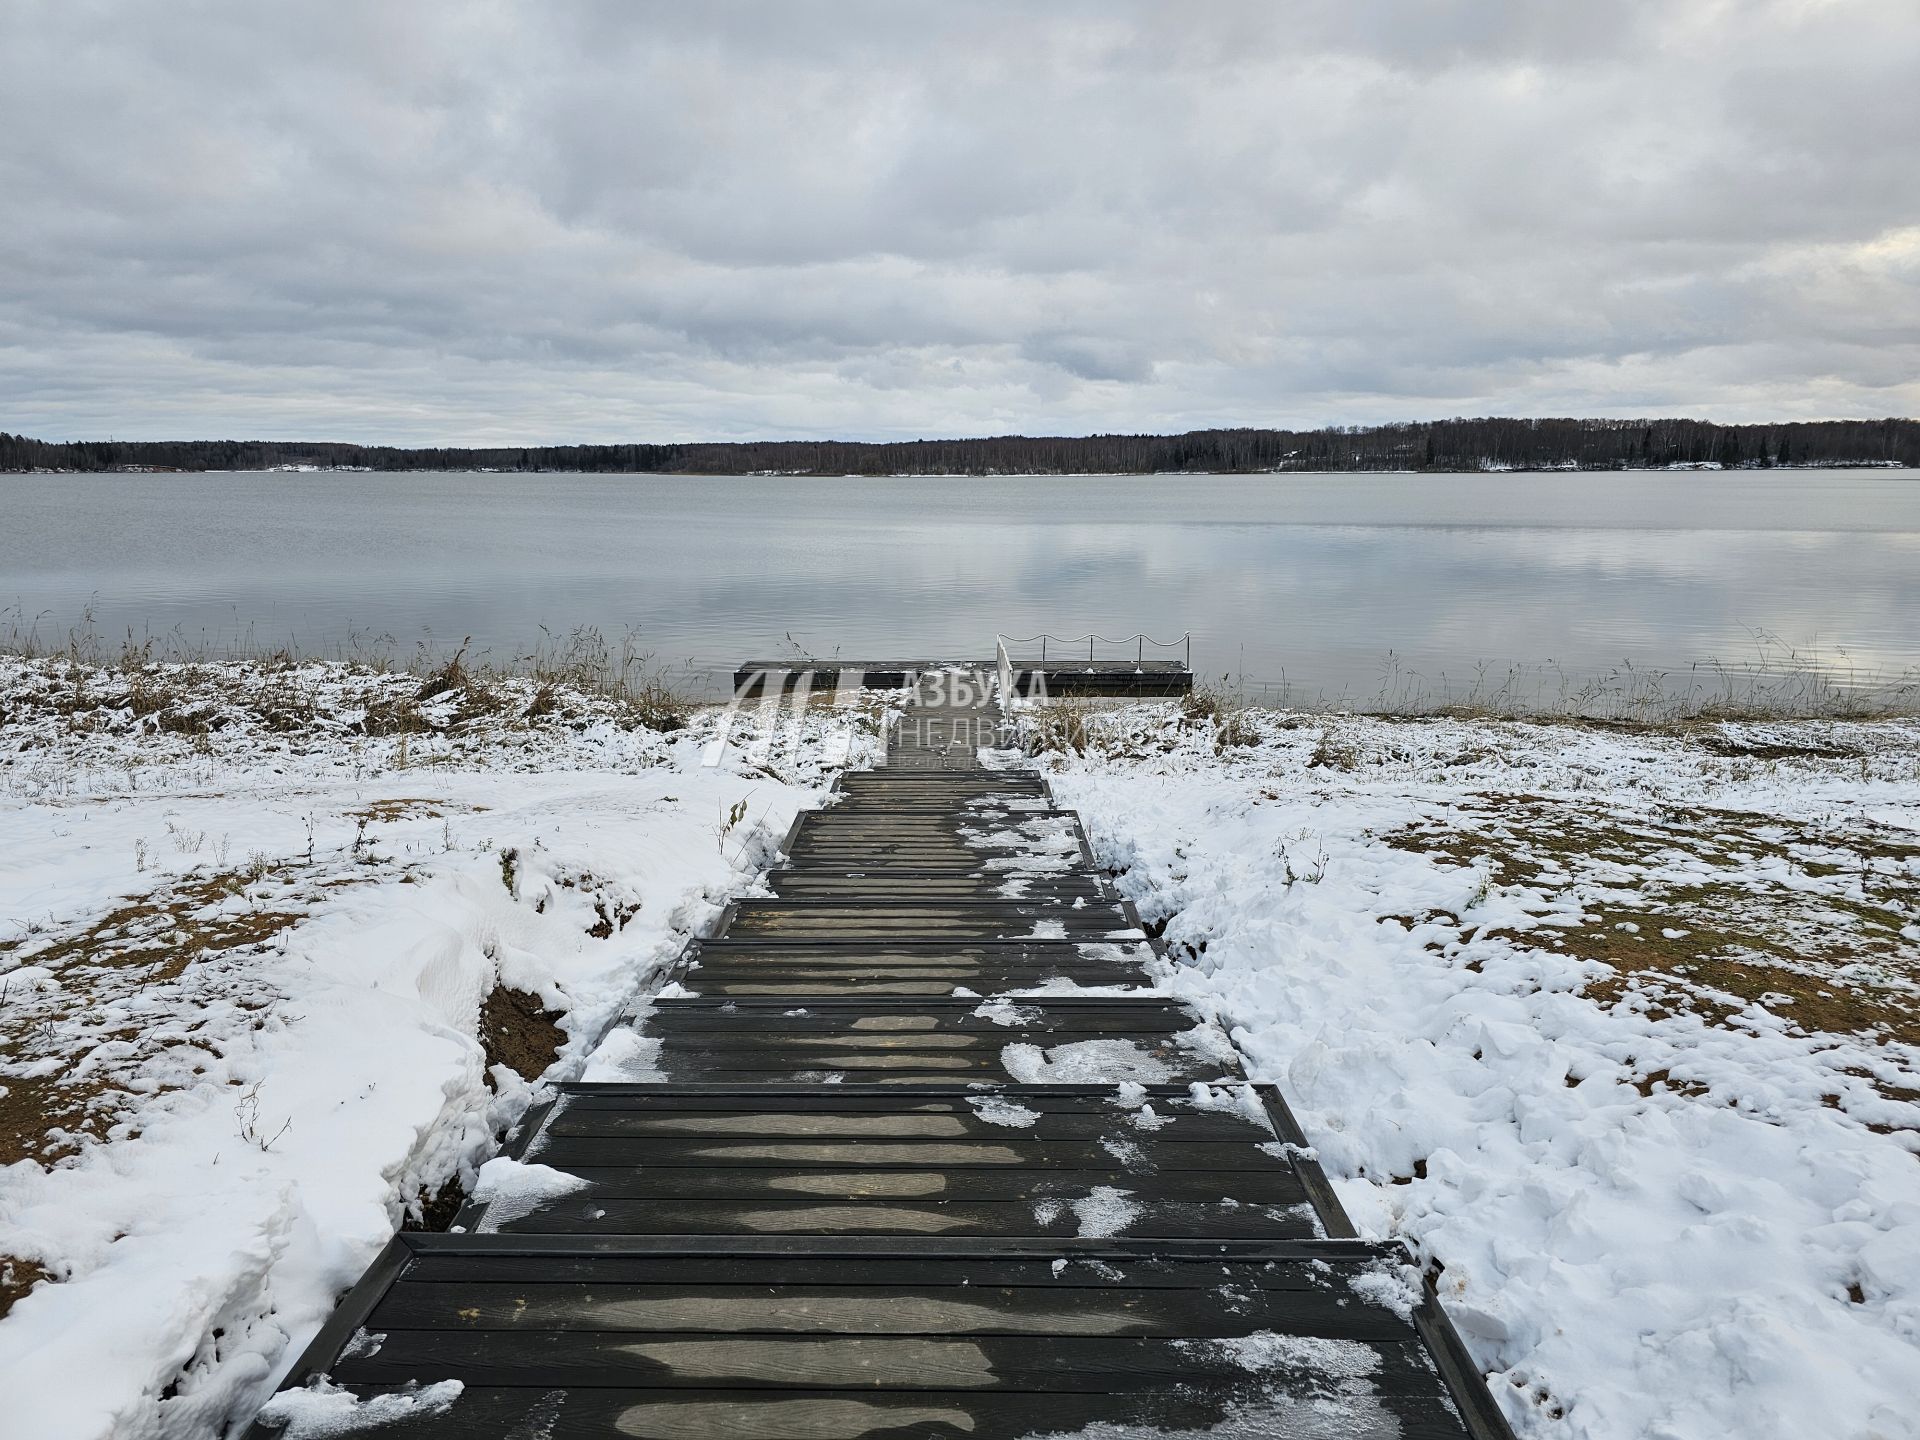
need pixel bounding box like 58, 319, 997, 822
2, 470, 1916, 705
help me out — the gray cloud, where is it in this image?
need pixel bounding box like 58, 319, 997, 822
1, 0, 1916, 443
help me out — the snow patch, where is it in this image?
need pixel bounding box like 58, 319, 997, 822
968, 1095, 1042, 1128
470, 1157, 590, 1232
1034, 1185, 1142, 1238
579, 1027, 665, 1082
973, 997, 1043, 1027
253, 1378, 463, 1437
1002, 1039, 1175, 1084
1197, 1330, 1382, 1381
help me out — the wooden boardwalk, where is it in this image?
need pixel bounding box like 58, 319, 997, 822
248, 671, 1511, 1439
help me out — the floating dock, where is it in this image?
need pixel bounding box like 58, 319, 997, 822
731, 658, 1192, 697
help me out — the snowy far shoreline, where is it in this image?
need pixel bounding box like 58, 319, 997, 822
1, 656, 1917, 1439
11, 459, 1915, 476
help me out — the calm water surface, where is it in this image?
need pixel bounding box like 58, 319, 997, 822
3, 471, 1916, 703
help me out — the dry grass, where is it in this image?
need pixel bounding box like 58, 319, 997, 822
1309, 727, 1362, 770
0, 864, 332, 1168
347, 798, 451, 824
0, 616, 697, 740
1022, 700, 1095, 756
1182, 684, 1259, 750
1383, 796, 1920, 1068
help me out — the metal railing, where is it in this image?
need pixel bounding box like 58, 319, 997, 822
995, 631, 1193, 669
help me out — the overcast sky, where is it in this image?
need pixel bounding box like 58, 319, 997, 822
3, 1, 1917, 444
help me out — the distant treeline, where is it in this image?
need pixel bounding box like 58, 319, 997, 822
3, 417, 1916, 475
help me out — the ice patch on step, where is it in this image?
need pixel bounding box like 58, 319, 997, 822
1071, 1185, 1141, 1237
969, 1095, 1042, 1128
1193, 1330, 1382, 1380
1027, 1334, 1393, 1439
471, 1157, 589, 1231
1349, 1259, 1423, 1320
1175, 1023, 1240, 1065
1036, 1185, 1142, 1237
255, 1378, 463, 1437
1003, 1038, 1175, 1084
579, 1027, 665, 1082
1008, 978, 1154, 998
1184, 1081, 1271, 1127
1101, 1136, 1147, 1167
974, 997, 1044, 1027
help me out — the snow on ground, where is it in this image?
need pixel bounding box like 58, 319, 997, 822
1023, 699, 1920, 1440
0, 656, 888, 1439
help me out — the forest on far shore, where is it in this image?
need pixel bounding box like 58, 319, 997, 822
3, 416, 1915, 475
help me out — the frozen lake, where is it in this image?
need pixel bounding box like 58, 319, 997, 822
4, 469, 1917, 705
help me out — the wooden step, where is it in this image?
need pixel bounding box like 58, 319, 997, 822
250, 1237, 1474, 1440
721, 901, 1139, 941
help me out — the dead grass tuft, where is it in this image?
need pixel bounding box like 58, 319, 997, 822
1693, 732, 1863, 762
1023, 700, 1095, 756
1309, 728, 1362, 770
347, 798, 448, 824
1183, 684, 1259, 751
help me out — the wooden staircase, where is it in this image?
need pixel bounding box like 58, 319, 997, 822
247, 668, 1512, 1439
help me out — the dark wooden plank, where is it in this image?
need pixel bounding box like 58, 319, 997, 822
686, 939, 1155, 956
638, 1005, 1200, 1035
837, 779, 1047, 791
259, 1390, 1451, 1440
396, 1249, 1383, 1289
679, 975, 1155, 998
769, 876, 1110, 901
681, 960, 1151, 977
540, 1107, 1268, 1143
337, 1330, 1448, 1394
818, 793, 1048, 803
495, 1166, 1306, 1204
633, 1036, 1231, 1063
547, 1084, 1265, 1110
632, 1054, 1241, 1083
682, 955, 1155, 978
367, 1278, 1407, 1339
636, 1033, 1217, 1058
791, 818, 1081, 838
395, 1243, 1394, 1284
262, 1385, 1460, 1440
722, 907, 1139, 939
478, 1196, 1317, 1239
840, 779, 1052, 791
523, 1136, 1293, 1170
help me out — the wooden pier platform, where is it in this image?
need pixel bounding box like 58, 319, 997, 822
247, 671, 1512, 1439
732, 659, 1192, 697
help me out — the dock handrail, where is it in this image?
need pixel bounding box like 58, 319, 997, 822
995, 631, 1192, 669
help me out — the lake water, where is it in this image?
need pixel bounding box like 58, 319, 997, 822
3, 470, 1917, 708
